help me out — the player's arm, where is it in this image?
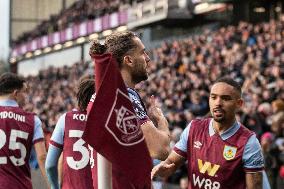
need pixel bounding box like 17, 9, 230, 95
246, 172, 263, 189
141, 96, 170, 160
243, 134, 265, 189
45, 145, 62, 189
34, 141, 50, 188
151, 151, 185, 179
33, 116, 50, 189
152, 124, 190, 179
58, 154, 63, 188
141, 119, 170, 160
45, 114, 65, 189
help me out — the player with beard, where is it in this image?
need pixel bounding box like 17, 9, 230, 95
89, 31, 171, 160
151, 77, 268, 189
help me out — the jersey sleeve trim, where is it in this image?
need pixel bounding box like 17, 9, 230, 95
49, 140, 63, 149
33, 137, 44, 144
244, 167, 264, 173
173, 147, 187, 158
139, 118, 151, 126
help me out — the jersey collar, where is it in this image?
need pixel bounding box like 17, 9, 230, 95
209, 118, 240, 140
0, 99, 19, 107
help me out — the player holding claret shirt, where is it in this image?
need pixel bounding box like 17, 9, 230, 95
89, 31, 171, 160
0, 72, 49, 189
152, 77, 270, 189
45, 78, 95, 189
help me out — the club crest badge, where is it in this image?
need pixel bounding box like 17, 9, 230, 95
105, 89, 144, 146
116, 106, 139, 134
223, 145, 237, 160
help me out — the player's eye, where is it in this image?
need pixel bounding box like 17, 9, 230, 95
222, 96, 232, 101
210, 96, 216, 100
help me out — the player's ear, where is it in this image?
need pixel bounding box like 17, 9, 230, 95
11, 89, 19, 99
12, 89, 18, 97
236, 98, 243, 109
123, 55, 133, 67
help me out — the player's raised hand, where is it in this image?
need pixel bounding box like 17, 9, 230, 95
148, 95, 165, 122
151, 161, 175, 179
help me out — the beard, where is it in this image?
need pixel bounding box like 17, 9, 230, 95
211, 108, 226, 123
131, 63, 148, 84
212, 115, 226, 123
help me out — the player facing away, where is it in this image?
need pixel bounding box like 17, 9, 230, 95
45, 78, 95, 189
152, 77, 268, 189
0, 72, 49, 189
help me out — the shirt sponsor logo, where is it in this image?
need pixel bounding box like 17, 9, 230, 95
197, 159, 220, 177
223, 145, 237, 160
193, 173, 220, 189
194, 159, 221, 188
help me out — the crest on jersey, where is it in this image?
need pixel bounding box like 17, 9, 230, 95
105, 89, 144, 146
223, 145, 237, 160
116, 106, 139, 134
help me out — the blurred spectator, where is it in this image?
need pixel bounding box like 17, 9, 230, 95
170, 127, 183, 149
23, 17, 284, 188
271, 112, 284, 188
179, 177, 188, 189
185, 90, 208, 117
272, 99, 284, 115
24, 61, 90, 135
261, 132, 280, 188
271, 112, 284, 138
241, 102, 271, 138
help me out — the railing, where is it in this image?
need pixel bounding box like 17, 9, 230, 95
11, 10, 128, 59
127, 0, 169, 28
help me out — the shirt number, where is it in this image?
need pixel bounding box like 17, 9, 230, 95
66, 130, 89, 170
0, 129, 29, 166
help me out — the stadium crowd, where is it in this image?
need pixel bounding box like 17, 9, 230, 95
24, 19, 284, 188
13, 0, 143, 46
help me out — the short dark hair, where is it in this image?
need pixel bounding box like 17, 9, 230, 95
213, 77, 242, 97
76, 78, 95, 111
89, 31, 138, 67
0, 72, 26, 95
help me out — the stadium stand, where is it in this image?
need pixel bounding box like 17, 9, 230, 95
23, 18, 284, 188
12, 0, 140, 46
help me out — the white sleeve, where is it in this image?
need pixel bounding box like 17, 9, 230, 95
174, 121, 192, 153
50, 113, 66, 147
32, 115, 44, 143
242, 134, 264, 169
